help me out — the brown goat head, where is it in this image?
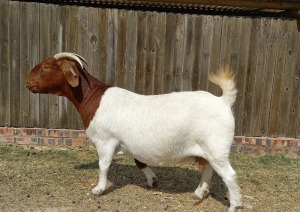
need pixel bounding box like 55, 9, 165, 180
26, 53, 83, 96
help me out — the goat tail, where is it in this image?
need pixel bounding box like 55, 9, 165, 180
208, 66, 237, 107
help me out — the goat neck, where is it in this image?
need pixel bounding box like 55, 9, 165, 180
63, 67, 110, 128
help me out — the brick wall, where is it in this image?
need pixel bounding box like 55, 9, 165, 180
0, 127, 299, 155
0, 127, 88, 147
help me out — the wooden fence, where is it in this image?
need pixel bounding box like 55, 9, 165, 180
0, 0, 299, 138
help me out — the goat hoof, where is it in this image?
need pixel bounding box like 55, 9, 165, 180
91, 186, 105, 195
147, 177, 158, 188
152, 177, 158, 188
194, 188, 209, 200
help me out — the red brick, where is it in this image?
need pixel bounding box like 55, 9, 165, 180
68, 130, 87, 138
250, 138, 256, 146
16, 128, 45, 137
15, 137, 39, 145
0, 136, 15, 143
45, 129, 68, 138
44, 137, 63, 145
64, 138, 87, 147
274, 140, 282, 146
0, 127, 15, 136
234, 136, 245, 144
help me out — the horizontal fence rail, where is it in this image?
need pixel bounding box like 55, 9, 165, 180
0, 0, 299, 138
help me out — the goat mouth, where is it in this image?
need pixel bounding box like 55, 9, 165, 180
26, 84, 39, 93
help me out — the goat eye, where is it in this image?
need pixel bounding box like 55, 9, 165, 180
42, 65, 50, 71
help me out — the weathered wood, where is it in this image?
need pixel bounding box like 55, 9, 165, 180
28, 2, 40, 128
106, 9, 118, 86
19, 2, 31, 127
9, 1, 20, 126
279, 20, 299, 138
172, 14, 185, 92
48, 5, 61, 129
58, 5, 69, 129
206, 15, 222, 95
135, 12, 148, 94
268, 20, 290, 137
234, 18, 252, 136
115, 10, 127, 88
0, 0, 10, 127
125, 10, 138, 92
145, 12, 157, 95
39, 3, 51, 128
163, 13, 177, 93
93, 8, 109, 81
181, 15, 196, 91
153, 12, 166, 94
241, 18, 261, 136
1, 1, 299, 138
249, 18, 270, 136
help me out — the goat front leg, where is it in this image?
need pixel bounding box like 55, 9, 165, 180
134, 159, 157, 187
92, 141, 117, 195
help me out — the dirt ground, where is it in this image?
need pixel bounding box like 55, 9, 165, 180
0, 144, 299, 212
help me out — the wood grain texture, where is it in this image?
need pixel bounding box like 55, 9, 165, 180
1, 1, 299, 138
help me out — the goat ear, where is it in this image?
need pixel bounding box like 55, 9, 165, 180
60, 60, 80, 87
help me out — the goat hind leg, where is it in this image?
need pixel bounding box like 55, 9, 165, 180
194, 161, 213, 200
134, 159, 157, 187
210, 161, 242, 212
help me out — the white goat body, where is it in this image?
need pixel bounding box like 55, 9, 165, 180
87, 88, 234, 165
86, 67, 242, 212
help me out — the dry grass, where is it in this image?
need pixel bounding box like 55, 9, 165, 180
0, 144, 298, 212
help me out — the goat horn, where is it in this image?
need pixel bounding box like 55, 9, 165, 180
54, 52, 88, 68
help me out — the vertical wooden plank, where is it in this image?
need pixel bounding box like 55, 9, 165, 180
106, 9, 118, 86
234, 18, 252, 136
261, 19, 280, 137
289, 29, 300, 138
88, 8, 107, 81
227, 17, 242, 129
0, 0, 10, 127
78, 6, 89, 60
115, 10, 127, 88
163, 13, 176, 93
48, 5, 62, 129
181, 15, 196, 91
97, 9, 109, 82
268, 20, 289, 137
64, 5, 80, 129
135, 12, 148, 94
19, 2, 31, 127
172, 14, 185, 92
28, 2, 40, 128
191, 15, 203, 91
9, 1, 20, 127
249, 18, 271, 136
124, 10, 138, 92
199, 15, 214, 92
39, 3, 52, 128
58, 5, 68, 129
206, 15, 222, 94
153, 12, 166, 94
144, 12, 157, 95
278, 20, 299, 138
241, 18, 261, 136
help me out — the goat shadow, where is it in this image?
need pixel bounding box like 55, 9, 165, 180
74, 158, 229, 207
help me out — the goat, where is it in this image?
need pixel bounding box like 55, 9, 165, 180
26, 52, 242, 211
